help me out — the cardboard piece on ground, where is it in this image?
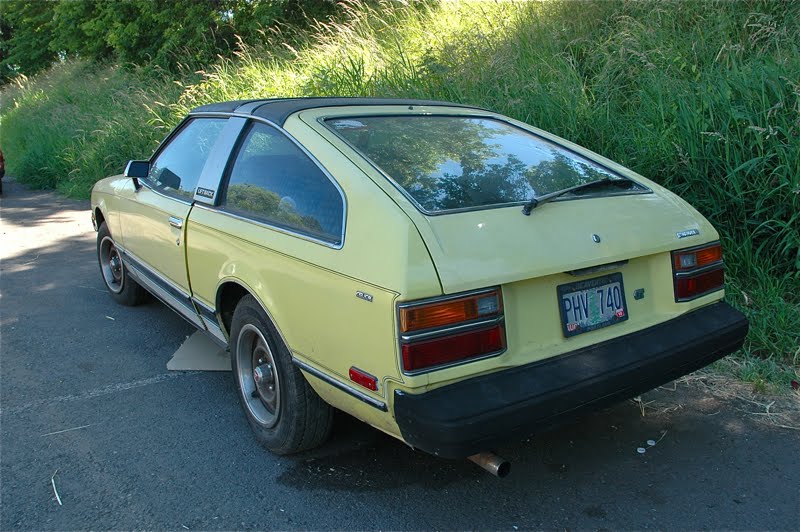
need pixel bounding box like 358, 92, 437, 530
167, 331, 230, 371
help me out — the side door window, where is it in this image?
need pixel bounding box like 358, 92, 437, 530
222, 122, 344, 246
148, 118, 227, 199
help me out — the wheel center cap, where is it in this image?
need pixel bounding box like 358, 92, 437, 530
253, 364, 273, 386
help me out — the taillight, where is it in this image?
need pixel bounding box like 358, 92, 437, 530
672, 242, 723, 272
399, 289, 502, 332
671, 242, 725, 301
398, 288, 506, 373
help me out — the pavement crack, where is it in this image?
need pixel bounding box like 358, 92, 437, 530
1, 372, 199, 415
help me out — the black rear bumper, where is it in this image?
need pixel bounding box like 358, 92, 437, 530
393, 301, 748, 459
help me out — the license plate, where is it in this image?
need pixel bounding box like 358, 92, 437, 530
557, 273, 628, 337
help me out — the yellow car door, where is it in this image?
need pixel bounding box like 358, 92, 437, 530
117, 117, 228, 325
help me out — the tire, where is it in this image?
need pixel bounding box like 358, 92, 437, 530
96, 222, 147, 306
230, 295, 333, 454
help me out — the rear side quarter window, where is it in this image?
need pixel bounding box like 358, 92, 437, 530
221, 122, 345, 246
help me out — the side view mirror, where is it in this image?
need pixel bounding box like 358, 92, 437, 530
124, 160, 150, 189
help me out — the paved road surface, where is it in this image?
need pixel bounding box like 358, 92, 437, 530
1, 179, 798, 530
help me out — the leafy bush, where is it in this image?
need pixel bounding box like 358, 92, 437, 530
0, 0, 340, 80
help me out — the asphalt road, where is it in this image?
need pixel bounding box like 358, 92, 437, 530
1, 179, 798, 530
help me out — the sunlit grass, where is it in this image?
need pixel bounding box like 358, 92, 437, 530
0, 62, 181, 196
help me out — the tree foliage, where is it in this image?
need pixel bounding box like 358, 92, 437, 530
330, 116, 621, 212
0, 1, 58, 79
226, 183, 324, 235
0, 0, 338, 81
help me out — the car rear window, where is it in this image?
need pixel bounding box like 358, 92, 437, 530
325, 115, 641, 213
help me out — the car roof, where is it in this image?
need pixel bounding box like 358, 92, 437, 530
190, 97, 483, 126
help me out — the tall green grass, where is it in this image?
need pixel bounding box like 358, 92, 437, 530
0, 62, 181, 197
1, 0, 797, 381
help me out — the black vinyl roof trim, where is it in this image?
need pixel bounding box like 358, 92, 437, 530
190, 97, 483, 125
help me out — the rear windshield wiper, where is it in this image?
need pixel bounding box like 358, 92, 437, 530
522, 178, 634, 216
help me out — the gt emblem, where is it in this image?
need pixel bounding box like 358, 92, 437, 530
591, 234, 601, 243
356, 291, 373, 302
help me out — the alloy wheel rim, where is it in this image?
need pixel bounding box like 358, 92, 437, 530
99, 236, 124, 294
236, 323, 280, 428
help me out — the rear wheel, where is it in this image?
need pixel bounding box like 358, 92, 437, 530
96, 222, 146, 306
231, 295, 333, 454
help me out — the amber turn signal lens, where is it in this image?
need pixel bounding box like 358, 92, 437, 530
672, 242, 722, 272
399, 290, 502, 333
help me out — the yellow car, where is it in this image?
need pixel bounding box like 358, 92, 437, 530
91, 98, 748, 473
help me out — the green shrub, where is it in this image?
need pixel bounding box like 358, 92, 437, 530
1, 61, 180, 196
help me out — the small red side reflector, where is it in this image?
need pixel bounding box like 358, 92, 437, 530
401, 324, 506, 372
675, 268, 725, 301
349, 366, 378, 391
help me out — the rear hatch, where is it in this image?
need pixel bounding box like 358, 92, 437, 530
315, 108, 722, 383
411, 188, 720, 371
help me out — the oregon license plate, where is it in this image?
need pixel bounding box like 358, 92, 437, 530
557, 273, 628, 337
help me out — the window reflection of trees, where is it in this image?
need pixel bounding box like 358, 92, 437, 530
523, 151, 613, 196
226, 183, 325, 236
330, 116, 625, 212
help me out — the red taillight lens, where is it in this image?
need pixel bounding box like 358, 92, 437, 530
399, 289, 502, 333
401, 324, 506, 373
672, 242, 725, 301
674, 268, 725, 301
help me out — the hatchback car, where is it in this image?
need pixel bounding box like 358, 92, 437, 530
91, 98, 748, 470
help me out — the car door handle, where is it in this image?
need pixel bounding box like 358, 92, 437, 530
168, 216, 183, 229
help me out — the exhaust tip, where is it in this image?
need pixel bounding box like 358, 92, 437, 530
495, 460, 511, 478
468, 452, 511, 478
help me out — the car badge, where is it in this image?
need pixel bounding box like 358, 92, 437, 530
195, 187, 215, 199
591, 234, 601, 243
356, 291, 374, 303
676, 228, 700, 239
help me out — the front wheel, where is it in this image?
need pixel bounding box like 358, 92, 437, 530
230, 295, 333, 454
96, 222, 146, 306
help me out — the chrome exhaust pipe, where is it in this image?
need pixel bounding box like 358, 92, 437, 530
468, 452, 511, 478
